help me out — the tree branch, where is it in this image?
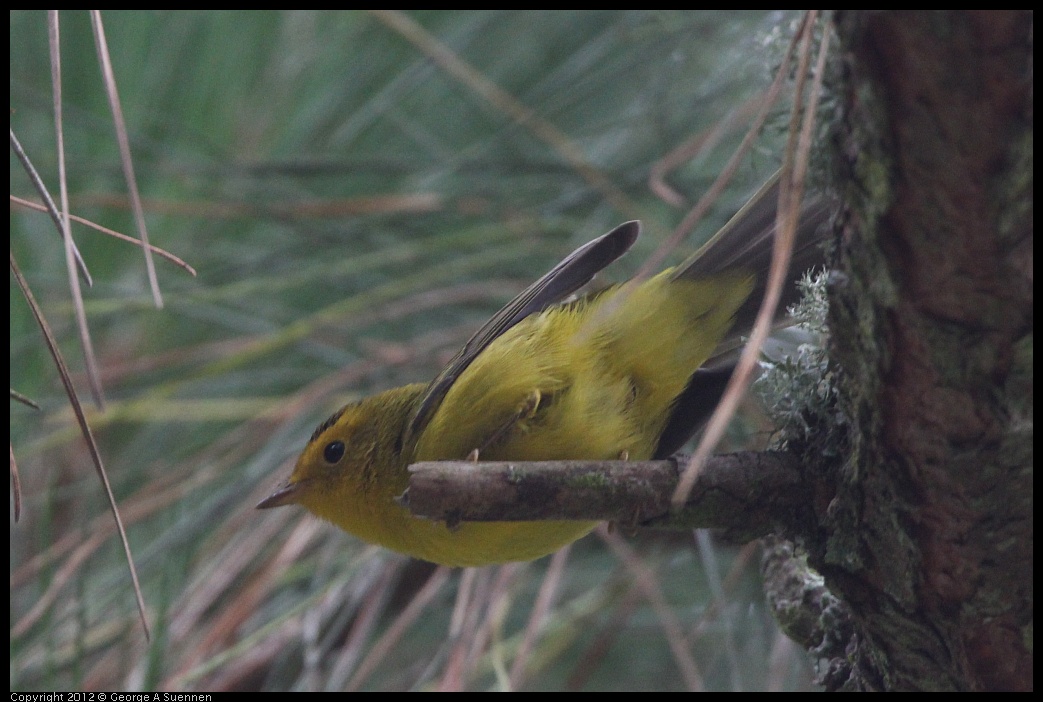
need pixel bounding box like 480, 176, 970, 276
404, 450, 808, 540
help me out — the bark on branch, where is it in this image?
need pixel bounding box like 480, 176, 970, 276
404, 451, 808, 540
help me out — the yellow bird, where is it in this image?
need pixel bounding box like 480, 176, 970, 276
258, 174, 828, 566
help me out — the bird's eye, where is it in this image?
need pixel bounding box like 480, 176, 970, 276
323, 440, 346, 464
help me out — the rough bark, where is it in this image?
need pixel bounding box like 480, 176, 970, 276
799, 10, 1033, 691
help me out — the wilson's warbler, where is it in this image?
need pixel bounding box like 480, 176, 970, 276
258, 173, 828, 566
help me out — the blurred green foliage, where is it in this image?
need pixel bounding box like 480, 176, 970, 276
11, 10, 814, 691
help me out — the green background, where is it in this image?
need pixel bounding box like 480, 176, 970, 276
10, 10, 814, 691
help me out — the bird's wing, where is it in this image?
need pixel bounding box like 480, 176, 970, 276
403, 221, 639, 448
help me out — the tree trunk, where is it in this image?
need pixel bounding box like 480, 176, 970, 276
789, 10, 1032, 691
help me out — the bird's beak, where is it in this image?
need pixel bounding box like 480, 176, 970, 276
256, 481, 302, 509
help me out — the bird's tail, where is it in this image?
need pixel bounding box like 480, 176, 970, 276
673, 171, 832, 349
651, 173, 831, 459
